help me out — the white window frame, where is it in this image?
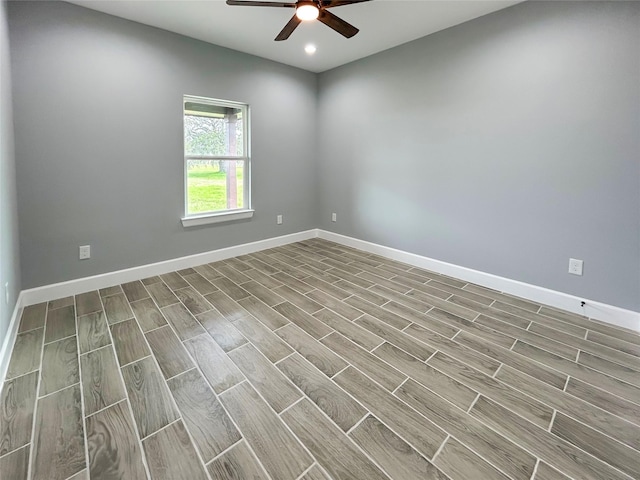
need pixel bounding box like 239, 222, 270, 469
181, 95, 253, 227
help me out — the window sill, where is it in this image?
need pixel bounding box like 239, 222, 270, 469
181, 209, 254, 228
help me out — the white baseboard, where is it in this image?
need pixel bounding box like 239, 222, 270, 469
0, 292, 25, 386
318, 230, 640, 332
21, 229, 319, 306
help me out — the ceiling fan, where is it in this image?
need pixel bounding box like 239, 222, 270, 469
226, 0, 371, 41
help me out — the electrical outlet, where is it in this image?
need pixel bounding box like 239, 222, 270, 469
331, 212, 337, 222
79, 245, 91, 260
568, 258, 583, 276
276, 214, 283, 225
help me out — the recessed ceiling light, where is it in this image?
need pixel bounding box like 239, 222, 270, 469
305, 44, 317, 55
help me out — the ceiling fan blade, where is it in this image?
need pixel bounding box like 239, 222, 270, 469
317, 9, 359, 38
321, 0, 371, 8
226, 0, 295, 7
275, 14, 302, 41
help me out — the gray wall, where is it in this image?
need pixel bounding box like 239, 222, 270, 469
9, 1, 318, 289
317, 1, 640, 311
0, 1, 20, 346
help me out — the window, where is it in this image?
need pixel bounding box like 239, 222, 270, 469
181, 95, 252, 227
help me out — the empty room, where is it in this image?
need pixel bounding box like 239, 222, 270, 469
1, 0, 639, 479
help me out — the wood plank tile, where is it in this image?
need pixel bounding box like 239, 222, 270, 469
80, 346, 126, 416
6, 328, 43, 379
356, 314, 436, 361
121, 280, 150, 302
429, 280, 493, 305
350, 415, 448, 480
40, 336, 79, 396
146, 282, 180, 308
396, 381, 535, 480
529, 322, 640, 370
463, 283, 540, 312
76, 291, 102, 316
322, 333, 406, 391
512, 340, 640, 402
578, 350, 640, 387
177, 267, 197, 277
175, 286, 212, 315
274, 285, 322, 314
587, 330, 640, 358
333, 367, 446, 459
220, 382, 312, 480
301, 275, 351, 300
241, 267, 283, 289
48, 296, 75, 310
427, 309, 515, 349
142, 420, 208, 480
383, 301, 459, 338
476, 315, 578, 360
429, 351, 552, 428
499, 365, 640, 451
18, 303, 46, 332
493, 301, 586, 337
233, 314, 293, 362
238, 295, 289, 329
31, 385, 85, 480
99, 285, 123, 298
0, 371, 38, 455
313, 308, 383, 351
205, 291, 250, 322
86, 401, 147, 480
276, 324, 346, 377
534, 462, 571, 480
273, 302, 332, 339
159, 272, 189, 290
195, 264, 224, 283
240, 280, 285, 306
551, 411, 640, 478
214, 264, 252, 285
130, 297, 167, 332
212, 277, 251, 301
283, 400, 389, 480
301, 465, 331, 480
141, 275, 162, 285
433, 437, 509, 480
406, 322, 501, 377
184, 334, 244, 394
540, 307, 639, 344
167, 369, 241, 462
565, 377, 640, 426
145, 325, 193, 379
457, 332, 567, 388
103, 294, 134, 325
77, 311, 110, 354
373, 343, 477, 411
334, 280, 388, 305
182, 272, 218, 295
161, 303, 206, 341
196, 309, 247, 352
110, 319, 151, 366
277, 353, 366, 431
67, 468, 88, 480
121, 357, 180, 438
224, 256, 254, 272
306, 289, 363, 320
470, 395, 631, 480
345, 295, 411, 330
45, 305, 76, 343
207, 441, 268, 480
0, 445, 29, 480
228, 344, 301, 413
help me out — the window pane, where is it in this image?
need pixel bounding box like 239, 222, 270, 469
184, 106, 243, 157
187, 160, 244, 215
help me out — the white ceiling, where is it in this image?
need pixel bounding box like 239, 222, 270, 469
66, 0, 522, 72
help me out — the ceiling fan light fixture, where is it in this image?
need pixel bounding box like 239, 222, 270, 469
296, 4, 319, 21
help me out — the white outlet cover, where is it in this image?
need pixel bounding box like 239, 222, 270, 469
79, 245, 91, 260
568, 258, 583, 276
276, 215, 283, 225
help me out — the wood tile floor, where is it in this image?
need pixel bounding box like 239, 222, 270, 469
2, 238, 640, 480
